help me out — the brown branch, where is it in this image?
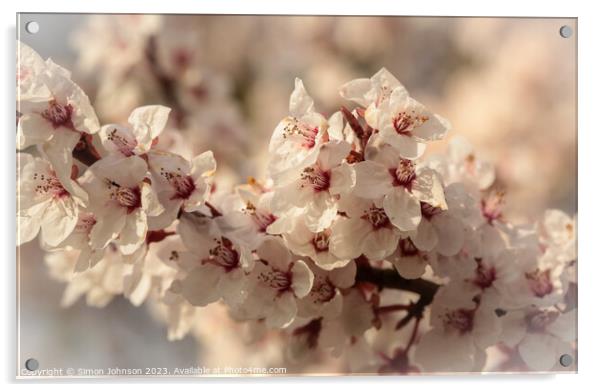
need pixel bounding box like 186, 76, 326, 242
72, 133, 101, 166
355, 260, 439, 330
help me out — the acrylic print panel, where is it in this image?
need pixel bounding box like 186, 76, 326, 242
16, 13, 577, 377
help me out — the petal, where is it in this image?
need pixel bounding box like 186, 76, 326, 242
412, 168, 447, 210
518, 333, 559, 371
380, 128, 425, 160
317, 140, 351, 170
256, 236, 291, 270
410, 219, 438, 252
179, 266, 221, 307
330, 218, 371, 260
17, 215, 41, 246
433, 213, 465, 256
40, 199, 78, 247
412, 112, 450, 141
118, 210, 147, 255
352, 160, 392, 199
383, 187, 421, 231
339, 77, 372, 107
191, 150, 216, 179
266, 293, 298, 328
291, 260, 314, 298
329, 162, 355, 195
128, 105, 171, 153
89, 207, 126, 249
289, 78, 314, 117
362, 228, 399, 260
415, 330, 475, 372
140, 181, 164, 217
17, 113, 54, 149
391, 254, 427, 279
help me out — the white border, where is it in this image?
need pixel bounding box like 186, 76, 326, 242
2, 0, 600, 390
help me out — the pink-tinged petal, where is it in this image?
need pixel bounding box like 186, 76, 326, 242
317, 140, 351, 170
304, 195, 337, 233
176, 213, 218, 257
43, 130, 88, 205
518, 333, 559, 371
391, 254, 427, 279
89, 155, 148, 189
352, 160, 392, 199
327, 262, 357, 289
412, 168, 447, 210
256, 236, 291, 270
329, 218, 372, 260
329, 163, 355, 196
89, 207, 127, 249
326, 111, 344, 140
40, 198, 78, 247
339, 77, 372, 107
362, 228, 399, 260
383, 187, 421, 231
191, 150, 216, 179
415, 330, 476, 372
547, 309, 576, 342
291, 260, 314, 298
289, 78, 315, 117
140, 182, 164, 217
412, 113, 450, 141
17, 113, 54, 149
128, 105, 171, 153
266, 292, 298, 328
179, 266, 221, 307
118, 210, 147, 255
410, 219, 438, 252
218, 269, 248, 307
433, 213, 465, 256
380, 128, 426, 159
17, 215, 41, 246
499, 311, 528, 347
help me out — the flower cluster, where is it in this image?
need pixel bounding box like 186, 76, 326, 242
17, 43, 576, 374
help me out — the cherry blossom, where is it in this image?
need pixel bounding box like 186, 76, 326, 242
169, 213, 252, 308
80, 155, 164, 255
238, 237, 314, 328
271, 140, 355, 233
17, 42, 100, 176
17, 153, 87, 247
99, 105, 171, 157
16, 54, 577, 374
353, 144, 447, 232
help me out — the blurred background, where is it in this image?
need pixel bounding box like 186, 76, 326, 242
17, 14, 576, 374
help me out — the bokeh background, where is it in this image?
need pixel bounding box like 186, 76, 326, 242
17, 14, 576, 373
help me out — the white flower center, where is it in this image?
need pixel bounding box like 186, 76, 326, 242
300, 166, 330, 192
282, 117, 319, 149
